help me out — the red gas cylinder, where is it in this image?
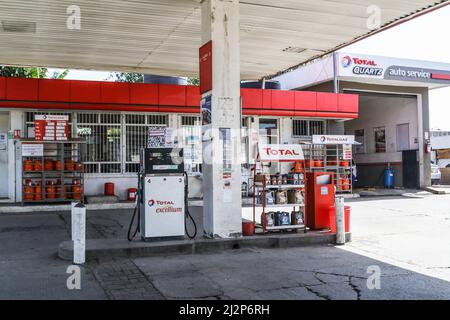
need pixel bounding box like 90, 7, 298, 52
104, 182, 115, 196
127, 188, 137, 201
242, 221, 255, 236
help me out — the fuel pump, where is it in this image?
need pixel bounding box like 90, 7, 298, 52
127, 147, 197, 241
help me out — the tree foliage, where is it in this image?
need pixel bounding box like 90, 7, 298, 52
0, 66, 69, 79
109, 72, 144, 83
187, 77, 199, 86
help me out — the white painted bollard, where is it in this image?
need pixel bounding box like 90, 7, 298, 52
72, 202, 86, 264
71, 202, 77, 240
335, 197, 346, 245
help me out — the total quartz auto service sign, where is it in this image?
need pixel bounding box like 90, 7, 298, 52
338, 52, 450, 85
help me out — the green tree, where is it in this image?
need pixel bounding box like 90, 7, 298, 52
109, 72, 144, 83
187, 77, 199, 86
0, 66, 69, 79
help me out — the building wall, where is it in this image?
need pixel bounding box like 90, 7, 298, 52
7, 109, 330, 202
300, 80, 431, 188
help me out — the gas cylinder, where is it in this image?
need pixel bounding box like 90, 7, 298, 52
55, 160, 62, 171
34, 160, 42, 171
44, 159, 53, 171
23, 186, 34, 201
384, 167, 395, 189
46, 185, 55, 199
127, 188, 137, 201
23, 160, 34, 172
72, 185, 83, 200
104, 182, 115, 196
34, 184, 43, 200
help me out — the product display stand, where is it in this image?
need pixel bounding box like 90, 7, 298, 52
252, 145, 308, 234
21, 139, 86, 205
304, 143, 353, 194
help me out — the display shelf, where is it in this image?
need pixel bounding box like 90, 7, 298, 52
254, 203, 305, 208
21, 139, 86, 205
252, 146, 307, 234
303, 143, 353, 194
265, 224, 305, 231
255, 184, 305, 189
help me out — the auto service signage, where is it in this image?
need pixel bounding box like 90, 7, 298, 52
258, 144, 304, 161
312, 135, 355, 145
338, 52, 450, 84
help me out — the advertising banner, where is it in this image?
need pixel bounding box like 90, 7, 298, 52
22, 143, 44, 157
312, 135, 355, 145
338, 52, 450, 85
258, 144, 304, 162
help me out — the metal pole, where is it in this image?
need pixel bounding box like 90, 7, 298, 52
335, 196, 345, 245
332, 52, 339, 94
72, 202, 86, 264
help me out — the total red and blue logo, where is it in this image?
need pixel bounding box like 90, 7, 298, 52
148, 199, 155, 207
341, 56, 352, 68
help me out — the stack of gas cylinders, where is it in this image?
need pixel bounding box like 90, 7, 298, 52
22, 158, 83, 201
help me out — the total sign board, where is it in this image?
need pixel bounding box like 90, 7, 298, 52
312, 135, 355, 145
338, 52, 450, 85
258, 144, 304, 162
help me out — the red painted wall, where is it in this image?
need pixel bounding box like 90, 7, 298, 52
0, 77, 358, 118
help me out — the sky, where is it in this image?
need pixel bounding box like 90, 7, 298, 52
343, 4, 450, 131
49, 4, 450, 130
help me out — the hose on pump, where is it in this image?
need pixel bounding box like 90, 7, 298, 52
127, 171, 142, 241
183, 172, 197, 239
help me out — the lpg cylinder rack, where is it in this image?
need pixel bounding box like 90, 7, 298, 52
251, 143, 308, 234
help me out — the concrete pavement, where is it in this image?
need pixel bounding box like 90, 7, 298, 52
1, 194, 450, 299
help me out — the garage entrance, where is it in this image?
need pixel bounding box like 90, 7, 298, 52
344, 91, 420, 189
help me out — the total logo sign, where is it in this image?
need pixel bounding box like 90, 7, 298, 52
341, 55, 383, 76
148, 199, 182, 213
258, 144, 304, 161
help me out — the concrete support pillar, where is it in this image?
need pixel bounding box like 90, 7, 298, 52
201, 0, 242, 238
9, 111, 23, 202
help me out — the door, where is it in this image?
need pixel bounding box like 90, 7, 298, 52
403, 150, 419, 188
396, 123, 410, 151
0, 113, 9, 198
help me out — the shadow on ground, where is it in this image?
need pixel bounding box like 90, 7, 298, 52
0, 207, 449, 299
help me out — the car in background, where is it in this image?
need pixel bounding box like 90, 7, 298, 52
431, 164, 441, 185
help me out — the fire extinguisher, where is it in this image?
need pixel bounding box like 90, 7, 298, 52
425, 139, 431, 154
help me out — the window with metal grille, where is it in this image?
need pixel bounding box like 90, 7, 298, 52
180, 116, 202, 174
24, 111, 73, 138
125, 114, 168, 173
292, 119, 326, 137
77, 113, 122, 174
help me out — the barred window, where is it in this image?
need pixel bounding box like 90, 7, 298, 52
180, 116, 202, 174
309, 120, 325, 135
77, 113, 122, 174
125, 114, 168, 173
292, 119, 326, 137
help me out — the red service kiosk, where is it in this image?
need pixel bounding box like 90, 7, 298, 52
306, 172, 335, 230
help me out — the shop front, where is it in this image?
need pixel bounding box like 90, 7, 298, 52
0, 77, 358, 203
275, 52, 450, 188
